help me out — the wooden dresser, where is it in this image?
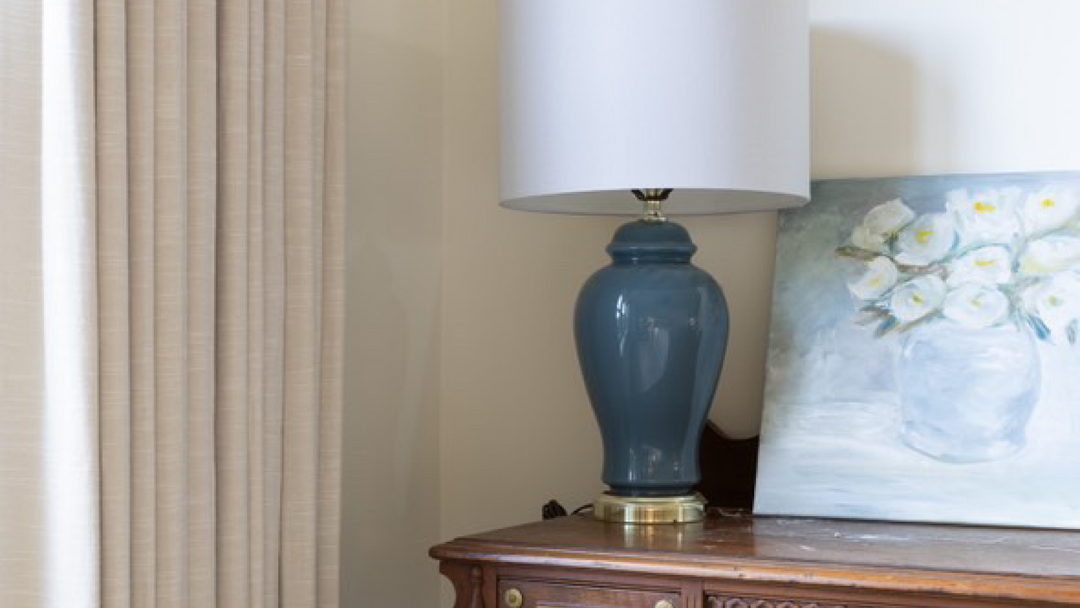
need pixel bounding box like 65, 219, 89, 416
430, 511, 1080, 607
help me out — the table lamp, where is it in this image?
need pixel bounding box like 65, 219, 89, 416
499, 0, 809, 523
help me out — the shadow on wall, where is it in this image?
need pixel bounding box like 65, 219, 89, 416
691, 30, 925, 440
343, 28, 443, 608
812, 28, 922, 179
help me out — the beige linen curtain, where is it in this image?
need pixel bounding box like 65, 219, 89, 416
1, 1, 344, 606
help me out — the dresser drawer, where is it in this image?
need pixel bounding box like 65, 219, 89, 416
499, 578, 680, 608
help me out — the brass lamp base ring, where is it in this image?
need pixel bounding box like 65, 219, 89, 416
592, 493, 707, 524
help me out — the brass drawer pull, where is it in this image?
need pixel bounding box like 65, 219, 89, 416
655, 601, 675, 608
504, 587, 524, 608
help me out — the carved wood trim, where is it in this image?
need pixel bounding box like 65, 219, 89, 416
469, 566, 484, 608
439, 562, 488, 608
708, 597, 846, 608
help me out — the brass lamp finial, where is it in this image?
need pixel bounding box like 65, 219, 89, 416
632, 189, 674, 223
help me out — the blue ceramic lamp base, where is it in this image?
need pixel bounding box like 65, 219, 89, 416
575, 205, 729, 524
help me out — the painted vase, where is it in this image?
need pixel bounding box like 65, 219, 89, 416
896, 322, 1040, 463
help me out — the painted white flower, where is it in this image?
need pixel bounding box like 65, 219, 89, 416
848, 257, 899, 300
890, 275, 947, 322
1019, 235, 1080, 276
946, 245, 1013, 287
1022, 272, 1080, 339
895, 213, 956, 266
1020, 185, 1080, 236
942, 283, 1010, 329
946, 187, 1022, 247
851, 198, 915, 253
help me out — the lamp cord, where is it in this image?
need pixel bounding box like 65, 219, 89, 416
541, 499, 593, 520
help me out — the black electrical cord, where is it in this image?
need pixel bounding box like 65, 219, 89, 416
542, 500, 593, 520
541, 500, 567, 520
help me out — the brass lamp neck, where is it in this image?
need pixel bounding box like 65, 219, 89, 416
632, 189, 674, 223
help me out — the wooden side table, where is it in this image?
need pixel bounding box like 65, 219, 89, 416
431, 512, 1080, 607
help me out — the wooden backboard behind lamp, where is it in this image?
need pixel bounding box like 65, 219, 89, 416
694, 421, 758, 510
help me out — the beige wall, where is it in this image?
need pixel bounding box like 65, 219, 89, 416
345, 0, 1080, 605
342, 0, 444, 605
811, 0, 1080, 178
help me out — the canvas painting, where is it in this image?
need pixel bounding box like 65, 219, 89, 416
755, 171, 1080, 529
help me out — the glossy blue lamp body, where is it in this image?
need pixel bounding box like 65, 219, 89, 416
574, 219, 729, 498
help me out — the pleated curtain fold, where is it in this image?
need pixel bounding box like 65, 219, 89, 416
1, 0, 344, 606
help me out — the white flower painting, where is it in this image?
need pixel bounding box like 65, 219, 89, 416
756, 172, 1080, 530
1022, 272, 1080, 342
847, 257, 898, 301
946, 187, 1022, 247
888, 275, 946, 322
1022, 186, 1080, 236
947, 246, 1012, 286
851, 198, 915, 252
894, 212, 956, 266
942, 283, 1010, 329
835, 189, 1080, 342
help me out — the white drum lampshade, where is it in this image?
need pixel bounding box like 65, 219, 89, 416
498, 0, 810, 214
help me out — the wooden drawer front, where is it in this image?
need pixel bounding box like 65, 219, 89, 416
499, 579, 680, 608
707, 596, 847, 608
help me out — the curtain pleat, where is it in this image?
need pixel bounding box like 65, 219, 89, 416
124, 2, 161, 602
319, 0, 346, 604
217, 0, 252, 604
281, 0, 322, 603
96, 0, 133, 605
94, 1, 344, 606
261, 3, 288, 605
242, 3, 271, 603
0, 3, 47, 605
